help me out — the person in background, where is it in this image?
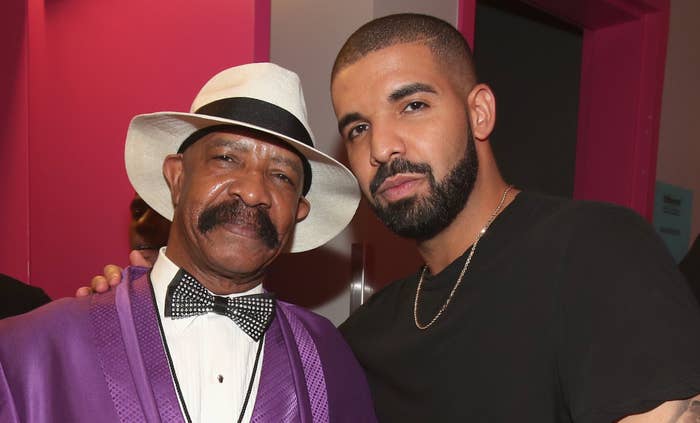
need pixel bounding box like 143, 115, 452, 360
0, 273, 51, 319
129, 192, 171, 264
1, 63, 375, 422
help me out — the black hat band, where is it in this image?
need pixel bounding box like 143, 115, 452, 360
177, 97, 314, 195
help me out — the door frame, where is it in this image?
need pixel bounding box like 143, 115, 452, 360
459, 0, 670, 220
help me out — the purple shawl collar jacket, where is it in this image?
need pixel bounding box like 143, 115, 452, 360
0, 267, 376, 422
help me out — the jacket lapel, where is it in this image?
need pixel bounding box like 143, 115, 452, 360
250, 303, 331, 423
91, 266, 184, 423
250, 308, 302, 422
130, 268, 185, 422
277, 302, 329, 423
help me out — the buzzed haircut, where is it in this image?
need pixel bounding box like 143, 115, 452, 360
331, 13, 478, 89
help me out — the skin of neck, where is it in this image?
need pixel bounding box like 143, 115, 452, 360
416, 140, 518, 275
164, 225, 266, 295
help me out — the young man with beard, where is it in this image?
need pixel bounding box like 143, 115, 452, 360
331, 13, 700, 423
0, 63, 376, 422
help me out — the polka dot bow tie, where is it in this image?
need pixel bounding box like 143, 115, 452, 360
164, 269, 276, 341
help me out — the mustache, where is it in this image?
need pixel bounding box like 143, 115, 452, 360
197, 199, 279, 249
369, 158, 432, 196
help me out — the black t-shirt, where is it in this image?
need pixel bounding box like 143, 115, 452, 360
340, 192, 700, 422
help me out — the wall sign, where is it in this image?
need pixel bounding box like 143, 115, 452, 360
653, 181, 693, 262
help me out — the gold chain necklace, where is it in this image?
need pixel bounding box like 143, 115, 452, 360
413, 185, 513, 330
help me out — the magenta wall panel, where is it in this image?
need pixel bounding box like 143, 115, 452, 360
458, 0, 477, 48
573, 3, 669, 219
0, 0, 30, 283
575, 21, 646, 207
0, 0, 270, 298
254, 0, 271, 62
574, 10, 669, 218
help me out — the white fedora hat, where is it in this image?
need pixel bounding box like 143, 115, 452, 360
125, 62, 360, 253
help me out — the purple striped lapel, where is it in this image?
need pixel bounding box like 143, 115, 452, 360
91, 271, 148, 422
251, 308, 301, 422
91, 266, 184, 423
251, 303, 330, 423
130, 269, 186, 422
279, 303, 329, 423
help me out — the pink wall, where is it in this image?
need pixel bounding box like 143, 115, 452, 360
458, 0, 476, 47
574, 10, 669, 219
1, 0, 270, 298
0, 0, 29, 282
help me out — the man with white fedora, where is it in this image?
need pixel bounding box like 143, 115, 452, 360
0, 63, 376, 422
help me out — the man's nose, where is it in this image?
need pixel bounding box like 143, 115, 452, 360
227, 171, 272, 208
369, 122, 406, 166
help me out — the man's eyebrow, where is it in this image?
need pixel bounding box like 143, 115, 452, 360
388, 82, 437, 102
336, 83, 436, 135
208, 136, 250, 152
271, 154, 303, 176
337, 112, 366, 135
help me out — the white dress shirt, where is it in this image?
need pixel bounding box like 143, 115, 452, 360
150, 248, 263, 422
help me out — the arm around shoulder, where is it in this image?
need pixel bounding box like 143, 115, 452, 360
618, 393, 700, 422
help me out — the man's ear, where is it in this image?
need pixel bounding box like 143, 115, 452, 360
295, 197, 311, 223
467, 83, 496, 141
162, 154, 184, 209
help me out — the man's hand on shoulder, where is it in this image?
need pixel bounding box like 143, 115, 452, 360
74, 250, 153, 297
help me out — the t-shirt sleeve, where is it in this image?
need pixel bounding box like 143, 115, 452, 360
557, 204, 700, 423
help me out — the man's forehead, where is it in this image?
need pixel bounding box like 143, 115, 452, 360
203, 133, 256, 151
333, 44, 440, 97
335, 42, 434, 78
198, 130, 291, 152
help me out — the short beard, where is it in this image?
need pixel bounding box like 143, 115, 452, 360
197, 199, 280, 249
369, 128, 478, 241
